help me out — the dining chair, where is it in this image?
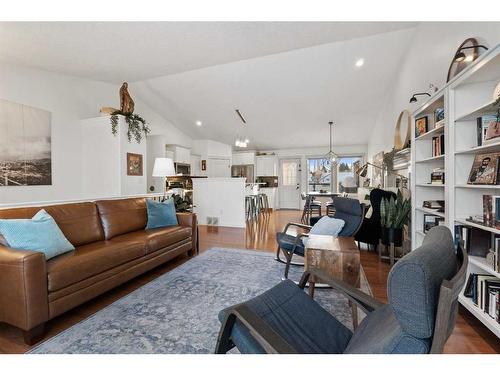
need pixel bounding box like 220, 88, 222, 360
216, 226, 467, 354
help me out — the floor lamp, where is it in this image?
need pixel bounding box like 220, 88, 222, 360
152, 157, 176, 201
354, 162, 408, 188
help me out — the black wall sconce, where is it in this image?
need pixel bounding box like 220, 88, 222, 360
454, 45, 488, 62
409, 92, 431, 103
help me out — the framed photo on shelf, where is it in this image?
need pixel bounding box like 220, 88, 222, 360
483, 115, 500, 143
434, 108, 445, 128
415, 116, 428, 137
467, 152, 500, 185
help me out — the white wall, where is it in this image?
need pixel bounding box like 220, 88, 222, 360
192, 139, 232, 177
192, 177, 246, 228
0, 62, 192, 204
367, 22, 500, 162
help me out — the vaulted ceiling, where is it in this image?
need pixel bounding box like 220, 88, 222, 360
0, 22, 418, 149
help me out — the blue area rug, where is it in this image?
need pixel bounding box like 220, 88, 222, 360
29, 247, 371, 354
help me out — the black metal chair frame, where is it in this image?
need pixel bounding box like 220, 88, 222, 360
216, 244, 467, 354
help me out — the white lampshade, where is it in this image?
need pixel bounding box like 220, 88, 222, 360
152, 158, 175, 177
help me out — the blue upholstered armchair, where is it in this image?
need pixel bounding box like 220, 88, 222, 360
217, 226, 467, 354
275, 197, 365, 279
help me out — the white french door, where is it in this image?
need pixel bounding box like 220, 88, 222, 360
279, 158, 301, 209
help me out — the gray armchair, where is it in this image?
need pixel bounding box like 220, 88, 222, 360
216, 226, 467, 354
275, 197, 365, 279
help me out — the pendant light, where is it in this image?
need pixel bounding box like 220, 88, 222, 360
324, 121, 339, 165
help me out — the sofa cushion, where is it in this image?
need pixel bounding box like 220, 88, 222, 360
112, 226, 192, 254
96, 198, 148, 239
0, 202, 105, 246
146, 199, 178, 229
0, 209, 75, 260
44, 202, 105, 246
47, 239, 145, 292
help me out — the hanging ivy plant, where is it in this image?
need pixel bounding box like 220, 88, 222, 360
110, 110, 151, 143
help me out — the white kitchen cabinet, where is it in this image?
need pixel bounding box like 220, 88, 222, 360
166, 145, 191, 164
255, 155, 278, 176
232, 151, 255, 165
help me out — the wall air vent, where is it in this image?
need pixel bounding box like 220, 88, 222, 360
235, 109, 247, 124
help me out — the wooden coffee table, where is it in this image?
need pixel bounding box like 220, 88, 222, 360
304, 235, 361, 327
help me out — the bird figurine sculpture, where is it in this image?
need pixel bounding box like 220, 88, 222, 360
99, 81, 135, 116
120, 82, 135, 115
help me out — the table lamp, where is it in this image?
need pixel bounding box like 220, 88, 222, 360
152, 157, 175, 200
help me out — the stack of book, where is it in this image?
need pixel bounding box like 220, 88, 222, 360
464, 274, 500, 323
432, 134, 445, 157
430, 168, 445, 184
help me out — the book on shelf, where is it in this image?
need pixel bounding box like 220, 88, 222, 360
476, 115, 500, 147
423, 200, 444, 210
463, 272, 500, 323
430, 167, 445, 185
482, 194, 500, 228
432, 134, 445, 157
456, 224, 500, 273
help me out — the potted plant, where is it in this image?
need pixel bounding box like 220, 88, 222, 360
380, 190, 411, 247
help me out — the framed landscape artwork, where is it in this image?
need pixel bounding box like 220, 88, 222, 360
0, 99, 52, 186
127, 152, 143, 176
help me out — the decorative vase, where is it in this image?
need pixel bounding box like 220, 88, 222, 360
381, 227, 403, 247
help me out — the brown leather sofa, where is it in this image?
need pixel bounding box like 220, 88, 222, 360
0, 197, 197, 344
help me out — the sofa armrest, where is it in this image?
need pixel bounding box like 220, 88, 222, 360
0, 245, 48, 330
176, 212, 198, 254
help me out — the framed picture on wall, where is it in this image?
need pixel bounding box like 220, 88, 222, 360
201, 159, 206, 171
415, 116, 428, 137
127, 153, 143, 176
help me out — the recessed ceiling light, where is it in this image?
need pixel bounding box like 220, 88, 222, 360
355, 58, 364, 67
195, 121, 202, 126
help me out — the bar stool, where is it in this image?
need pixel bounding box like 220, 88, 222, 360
245, 195, 258, 220
258, 193, 269, 213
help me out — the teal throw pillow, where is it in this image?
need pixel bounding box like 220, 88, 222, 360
0, 209, 75, 260
146, 198, 178, 230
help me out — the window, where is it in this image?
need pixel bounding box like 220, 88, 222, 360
307, 158, 331, 192
337, 156, 362, 194
307, 156, 363, 193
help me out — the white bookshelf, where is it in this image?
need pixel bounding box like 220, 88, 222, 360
411, 44, 500, 338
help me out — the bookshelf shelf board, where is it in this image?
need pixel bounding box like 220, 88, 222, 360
416, 207, 445, 218
455, 184, 500, 189
455, 218, 500, 235
416, 183, 444, 188
455, 99, 498, 122
415, 125, 445, 141
468, 256, 500, 278
458, 295, 500, 338
455, 141, 500, 155
415, 154, 445, 163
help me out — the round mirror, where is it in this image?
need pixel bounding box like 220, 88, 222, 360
394, 110, 411, 150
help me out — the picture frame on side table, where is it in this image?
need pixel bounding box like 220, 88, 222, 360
415, 116, 428, 137
467, 153, 500, 185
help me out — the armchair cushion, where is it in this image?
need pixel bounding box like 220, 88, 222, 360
308, 216, 345, 237
332, 197, 363, 236
344, 305, 430, 354
219, 280, 353, 353
276, 232, 304, 256
388, 226, 457, 339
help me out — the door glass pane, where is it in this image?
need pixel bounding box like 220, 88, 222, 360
281, 161, 297, 186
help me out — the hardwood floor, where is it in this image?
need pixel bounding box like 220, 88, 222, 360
0, 209, 498, 353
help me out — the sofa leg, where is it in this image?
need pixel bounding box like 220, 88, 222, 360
23, 323, 45, 345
